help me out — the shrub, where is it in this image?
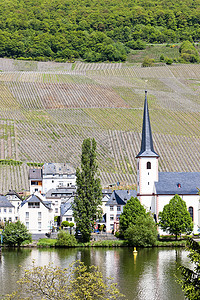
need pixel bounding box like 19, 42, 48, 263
179, 40, 199, 63
124, 214, 158, 247
142, 56, 155, 67
55, 230, 77, 247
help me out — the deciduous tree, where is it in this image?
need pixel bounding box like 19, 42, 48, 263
4, 261, 124, 300
159, 194, 193, 240
119, 197, 146, 235
3, 221, 32, 247
124, 214, 158, 247
72, 138, 102, 242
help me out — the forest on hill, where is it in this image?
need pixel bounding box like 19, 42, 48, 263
0, 0, 200, 62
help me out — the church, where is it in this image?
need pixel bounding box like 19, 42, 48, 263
136, 91, 200, 234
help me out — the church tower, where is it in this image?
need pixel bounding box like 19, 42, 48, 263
136, 91, 159, 212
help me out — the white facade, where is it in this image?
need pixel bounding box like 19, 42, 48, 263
19, 194, 54, 234
0, 206, 15, 223
42, 174, 76, 194
105, 203, 122, 233
137, 156, 159, 212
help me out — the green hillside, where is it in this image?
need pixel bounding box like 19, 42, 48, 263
0, 59, 199, 193
0, 0, 200, 61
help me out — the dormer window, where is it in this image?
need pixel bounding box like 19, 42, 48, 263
177, 183, 181, 188
147, 162, 151, 169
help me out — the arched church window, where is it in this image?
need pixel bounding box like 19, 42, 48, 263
188, 206, 193, 221
147, 162, 151, 169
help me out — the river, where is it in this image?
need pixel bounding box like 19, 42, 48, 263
0, 247, 189, 299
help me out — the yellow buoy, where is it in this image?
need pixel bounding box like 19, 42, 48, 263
133, 247, 137, 254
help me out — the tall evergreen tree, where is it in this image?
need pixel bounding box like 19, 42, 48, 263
73, 138, 102, 242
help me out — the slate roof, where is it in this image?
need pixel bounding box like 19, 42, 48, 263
0, 196, 14, 207
42, 163, 75, 175
60, 197, 74, 216
46, 187, 76, 199
136, 91, 159, 158
106, 190, 137, 206
155, 172, 200, 195
29, 169, 42, 180
5, 190, 22, 200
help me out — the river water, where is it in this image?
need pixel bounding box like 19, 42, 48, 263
0, 247, 189, 299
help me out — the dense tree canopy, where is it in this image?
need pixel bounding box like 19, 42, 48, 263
0, 0, 200, 61
159, 194, 193, 240
124, 214, 158, 247
119, 197, 146, 235
72, 138, 102, 242
3, 221, 32, 247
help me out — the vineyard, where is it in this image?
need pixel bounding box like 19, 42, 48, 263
0, 59, 199, 194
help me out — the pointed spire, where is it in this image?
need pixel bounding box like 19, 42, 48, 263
136, 91, 159, 158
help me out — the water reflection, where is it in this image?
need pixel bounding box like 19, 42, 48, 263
0, 247, 189, 299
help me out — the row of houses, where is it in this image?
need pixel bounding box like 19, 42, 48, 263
0, 186, 138, 234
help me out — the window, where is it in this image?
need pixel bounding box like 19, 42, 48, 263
66, 218, 72, 222
148, 182, 149, 185
110, 215, 114, 221
35, 188, 38, 192
4, 217, 6, 222
9, 208, 12, 213
26, 222, 29, 229
147, 162, 151, 169
0, 209, 1, 212
116, 214, 120, 221
38, 212, 42, 220
117, 206, 121, 211
4, 208, 6, 213
52, 180, 54, 183
110, 206, 114, 211
55, 208, 58, 213
9, 217, 12, 222
26, 212, 29, 219
28, 202, 40, 208
38, 222, 42, 230
188, 207, 193, 221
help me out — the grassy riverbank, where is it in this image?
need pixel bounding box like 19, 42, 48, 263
35, 238, 189, 248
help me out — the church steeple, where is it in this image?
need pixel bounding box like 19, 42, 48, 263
136, 91, 159, 158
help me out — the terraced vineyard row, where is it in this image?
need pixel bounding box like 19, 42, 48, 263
0, 62, 199, 193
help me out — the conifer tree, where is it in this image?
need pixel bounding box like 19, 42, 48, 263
73, 138, 102, 242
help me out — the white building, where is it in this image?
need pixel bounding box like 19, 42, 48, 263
0, 195, 15, 223
136, 91, 200, 234
105, 190, 137, 233
18, 194, 54, 234
29, 163, 76, 194
5, 190, 22, 215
